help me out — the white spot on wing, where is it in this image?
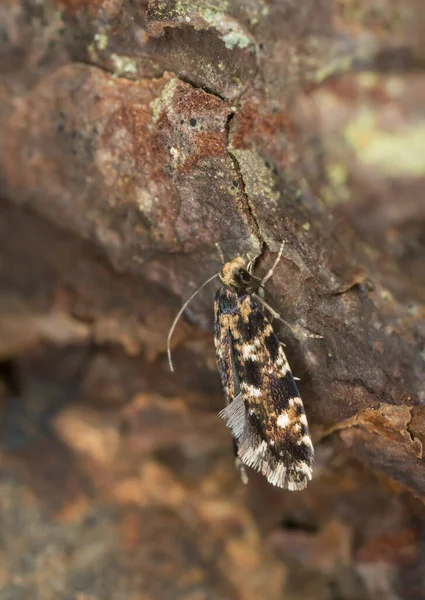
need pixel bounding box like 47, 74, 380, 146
277, 413, 290, 428
300, 413, 308, 426
275, 360, 290, 376
242, 344, 257, 360
289, 397, 303, 407
298, 435, 314, 448
241, 384, 262, 398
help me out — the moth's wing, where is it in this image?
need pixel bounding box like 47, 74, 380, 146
219, 293, 314, 490
214, 295, 238, 404
214, 293, 250, 481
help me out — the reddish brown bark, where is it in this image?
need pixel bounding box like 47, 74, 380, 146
1, 1, 425, 598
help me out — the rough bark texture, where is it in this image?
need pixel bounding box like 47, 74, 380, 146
1, 1, 425, 599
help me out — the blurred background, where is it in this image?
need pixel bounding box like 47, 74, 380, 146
1, 1, 425, 599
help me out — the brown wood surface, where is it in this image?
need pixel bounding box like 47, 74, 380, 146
0, 1, 425, 598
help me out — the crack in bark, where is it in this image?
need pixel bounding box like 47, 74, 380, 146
225, 111, 264, 248
76, 28, 267, 239
25, 56, 263, 253
75, 56, 228, 101
314, 403, 423, 459
405, 406, 424, 458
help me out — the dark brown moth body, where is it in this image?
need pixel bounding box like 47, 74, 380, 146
214, 256, 314, 490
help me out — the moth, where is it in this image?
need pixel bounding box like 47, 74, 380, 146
167, 243, 314, 490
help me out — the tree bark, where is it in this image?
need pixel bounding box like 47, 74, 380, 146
1, 1, 425, 598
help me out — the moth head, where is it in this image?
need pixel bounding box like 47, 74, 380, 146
219, 256, 252, 288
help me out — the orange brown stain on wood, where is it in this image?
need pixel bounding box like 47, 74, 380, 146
55, 494, 91, 524
357, 529, 418, 567
231, 100, 293, 151
173, 85, 225, 119
120, 509, 143, 553
102, 103, 149, 152
100, 100, 170, 183
179, 131, 227, 173
53, 0, 103, 15
325, 74, 406, 107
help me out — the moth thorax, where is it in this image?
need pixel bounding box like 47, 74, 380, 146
220, 256, 249, 288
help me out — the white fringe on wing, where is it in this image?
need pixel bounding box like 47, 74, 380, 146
218, 393, 245, 439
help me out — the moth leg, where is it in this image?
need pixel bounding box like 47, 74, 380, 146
252, 292, 295, 332
215, 242, 225, 264
246, 251, 262, 274
260, 240, 285, 287
235, 452, 249, 484
253, 293, 323, 340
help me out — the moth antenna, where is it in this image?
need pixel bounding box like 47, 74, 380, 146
260, 240, 285, 287
167, 272, 220, 372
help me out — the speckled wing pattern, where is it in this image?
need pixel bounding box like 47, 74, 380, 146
214, 286, 314, 490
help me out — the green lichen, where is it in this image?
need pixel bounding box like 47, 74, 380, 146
87, 32, 109, 63
201, 5, 254, 51
94, 33, 108, 51
230, 149, 280, 205
151, 78, 179, 122
202, 8, 224, 25
357, 72, 378, 89
345, 107, 425, 177
153, 0, 229, 22
136, 188, 154, 215
151, 1, 254, 53
314, 54, 356, 84
201, 3, 230, 23
314, 43, 378, 85
110, 54, 139, 76
384, 77, 405, 98
222, 30, 251, 50
321, 160, 351, 206
380, 289, 394, 302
